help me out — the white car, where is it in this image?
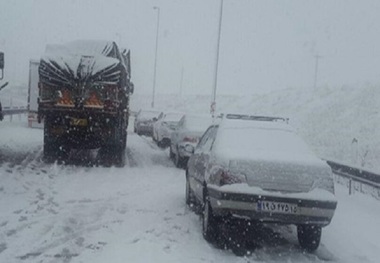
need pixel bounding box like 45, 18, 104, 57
152, 112, 184, 148
170, 113, 213, 168
134, 109, 161, 136
186, 114, 337, 253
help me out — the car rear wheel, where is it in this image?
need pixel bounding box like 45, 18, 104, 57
175, 152, 185, 168
169, 147, 175, 160
297, 225, 322, 252
185, 175, 195, 206
202, 193, 218, 242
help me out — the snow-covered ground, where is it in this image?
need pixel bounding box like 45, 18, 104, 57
0, 117, 379, 263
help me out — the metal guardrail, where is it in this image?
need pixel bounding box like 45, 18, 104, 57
2, 106, 28, 115
326, 159, 380, 198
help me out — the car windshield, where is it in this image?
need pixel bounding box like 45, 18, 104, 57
1, 0, 379, 262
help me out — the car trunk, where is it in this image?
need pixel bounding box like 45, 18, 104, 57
229, 159, 331, 193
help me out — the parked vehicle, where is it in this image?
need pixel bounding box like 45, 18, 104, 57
27, 60, 42, 128
152, 111, 184, 148
186, 114, 337, 252
38, 40, 134, 166
170, 113, 213, 168
134, 109, 161, 136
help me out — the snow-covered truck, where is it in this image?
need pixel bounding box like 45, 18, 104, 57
37, 40, 134, 166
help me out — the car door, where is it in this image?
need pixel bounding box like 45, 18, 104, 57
189, 126, 217, 201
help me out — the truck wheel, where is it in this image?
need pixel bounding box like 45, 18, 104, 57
297, 225, 322, 252
114, 145, 126, 167
43, 140, 69, 163
43, 140, 57, 163
98, 145, 125, 167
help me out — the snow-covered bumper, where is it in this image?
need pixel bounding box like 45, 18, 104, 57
208, 186, 337, 227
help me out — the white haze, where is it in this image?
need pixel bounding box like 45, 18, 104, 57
1, 0, 380, 96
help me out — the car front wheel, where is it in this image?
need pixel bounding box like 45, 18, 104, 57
297, 225, 322, 252
175, 152, 185, 168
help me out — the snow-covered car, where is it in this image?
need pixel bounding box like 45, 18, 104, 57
186, 114, 337, 252
170, 113, 213, 168
134, 109, 161, 136
152, 111, 184, 148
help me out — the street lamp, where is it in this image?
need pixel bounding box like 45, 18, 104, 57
152, 6, 160, 108
211, 0, 224, 116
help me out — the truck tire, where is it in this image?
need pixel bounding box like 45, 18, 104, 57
114, 144, 126, 167
43, 140, 57, 163
43, 139, 69, 163
43, 118, 69, 163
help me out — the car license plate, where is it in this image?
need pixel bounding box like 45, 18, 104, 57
257, 201, 298, 214
70, 118, 88, 126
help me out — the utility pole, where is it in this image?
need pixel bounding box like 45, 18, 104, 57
152, 6, 160, 108
313, 54, 322, 90
211, 0, 224, 116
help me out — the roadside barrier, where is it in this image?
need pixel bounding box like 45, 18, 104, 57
326, 159, 380, 199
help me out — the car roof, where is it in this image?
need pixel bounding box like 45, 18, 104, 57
218, 114, 293, 131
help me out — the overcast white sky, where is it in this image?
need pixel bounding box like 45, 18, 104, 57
1, 0, 380, 96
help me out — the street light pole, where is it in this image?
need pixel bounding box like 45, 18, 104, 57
211, 0, 224, 116
152, 6, 160, 108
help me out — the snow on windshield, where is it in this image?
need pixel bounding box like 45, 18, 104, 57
214, 123, 317, 163
40, 40, 124, 87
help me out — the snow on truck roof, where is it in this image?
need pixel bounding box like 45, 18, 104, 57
40, 40, 130, 88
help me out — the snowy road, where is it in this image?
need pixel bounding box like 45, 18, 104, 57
0, 120, 379, 263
